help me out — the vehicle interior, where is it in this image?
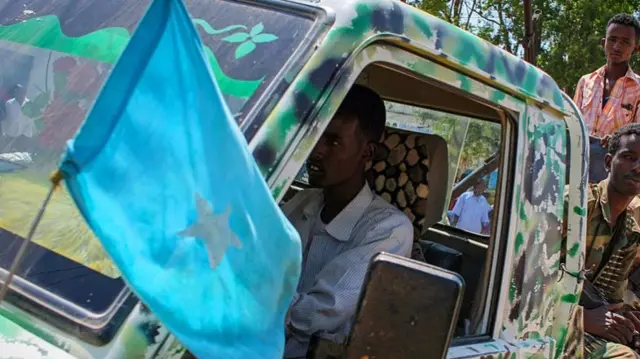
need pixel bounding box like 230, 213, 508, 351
282, 61, 508, 342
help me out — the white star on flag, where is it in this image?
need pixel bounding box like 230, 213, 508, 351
178, 193, 242, 268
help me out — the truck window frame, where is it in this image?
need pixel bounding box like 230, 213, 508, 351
266, 42, 522, 356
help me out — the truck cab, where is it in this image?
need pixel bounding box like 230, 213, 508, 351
0, 0, 588, 357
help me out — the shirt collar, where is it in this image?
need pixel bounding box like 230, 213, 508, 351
302, 184, 375, 242
594, 65, 640, 86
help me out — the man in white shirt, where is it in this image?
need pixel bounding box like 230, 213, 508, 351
1, 84, 35, 142
280, 85, 414, 358
451, 179, 491, 234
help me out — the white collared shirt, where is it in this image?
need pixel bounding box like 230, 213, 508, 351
451, 191, 491, 233
2, 98, 35, 138
281, 184, 413, 358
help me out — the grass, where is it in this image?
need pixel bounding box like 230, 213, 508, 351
0, 173, 119, 278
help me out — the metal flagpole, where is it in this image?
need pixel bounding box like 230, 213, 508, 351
0, 171, 63, 303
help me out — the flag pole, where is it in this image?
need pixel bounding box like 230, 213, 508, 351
0, 170, 63, 304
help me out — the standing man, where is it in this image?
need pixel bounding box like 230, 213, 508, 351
0, 84, 35, 153
451, 179, 491, 234
574, 14, 640, 137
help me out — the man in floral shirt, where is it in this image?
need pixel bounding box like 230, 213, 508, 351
574, 14, 640, 138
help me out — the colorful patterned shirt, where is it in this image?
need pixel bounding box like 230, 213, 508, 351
573, 66, 640, 137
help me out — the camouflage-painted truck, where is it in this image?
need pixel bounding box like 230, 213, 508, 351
0, 0, 588, 358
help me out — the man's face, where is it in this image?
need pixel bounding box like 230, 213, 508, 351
12, 86, 26, 103
602, 23, 638, 65
606, 133, 640, 196
473, 182, 486, 196
307, 114, 371, 188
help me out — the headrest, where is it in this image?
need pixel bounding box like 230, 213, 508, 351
366, 128, 449, 237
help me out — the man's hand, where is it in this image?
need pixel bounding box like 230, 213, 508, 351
621, 311, 640, 332
584, 306, 636, 345
620, 311, 640, 350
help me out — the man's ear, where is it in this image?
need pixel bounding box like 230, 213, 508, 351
605, 152, 613, 172
601, 38, 606, 50
363, 142, 376, 162
634, 42, 640, 56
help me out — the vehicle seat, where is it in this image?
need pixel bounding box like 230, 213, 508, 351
366, 128, 454, 264
418, 239, 463, 274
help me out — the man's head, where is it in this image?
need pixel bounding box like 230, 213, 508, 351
601, 14, 640, 65
307, 85, 386, 189
606, 123, 640, 196
9, 84, 25, 103
473, 179, 486, 196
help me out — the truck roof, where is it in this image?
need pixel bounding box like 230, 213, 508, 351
303, 0, 566, 111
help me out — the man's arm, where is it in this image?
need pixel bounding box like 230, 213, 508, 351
481, 206, 491, 234
451, 195, 464, 227
286, 216, 413, 347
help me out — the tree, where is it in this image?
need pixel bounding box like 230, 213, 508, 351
412, 0, 640, 96
408, 0, 481, 30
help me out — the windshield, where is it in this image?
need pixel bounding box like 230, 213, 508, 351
0, 0, 316, 323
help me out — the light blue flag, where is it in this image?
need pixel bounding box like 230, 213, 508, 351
57, 0, 302, 357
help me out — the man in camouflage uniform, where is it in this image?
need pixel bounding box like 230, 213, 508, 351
577, 124, 640, 358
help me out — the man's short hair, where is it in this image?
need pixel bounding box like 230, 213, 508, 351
335, 84, 386, 143
608, 13, 640, 42
608, 123, 640, 155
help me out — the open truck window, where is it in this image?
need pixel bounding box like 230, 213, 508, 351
281, 49, 512, 347
0, 0, 319, 342
386, 103, 501, 238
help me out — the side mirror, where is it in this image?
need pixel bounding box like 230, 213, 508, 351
344, 253, 464, 359
307, 253, 464, 359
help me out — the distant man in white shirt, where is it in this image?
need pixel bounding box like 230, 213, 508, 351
1, 84, 36, 154
451, 179, 491, 234
280, 85, 414, 358
1, 85, 35, 138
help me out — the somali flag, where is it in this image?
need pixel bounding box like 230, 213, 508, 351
56, 0, 302, 357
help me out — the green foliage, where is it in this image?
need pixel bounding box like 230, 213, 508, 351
387, 102, 500, 176
411, 0, 640, 96
407, 0, 640, 175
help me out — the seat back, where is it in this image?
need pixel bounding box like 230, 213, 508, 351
366, 128, 449, 238
418, 239, 463, 274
